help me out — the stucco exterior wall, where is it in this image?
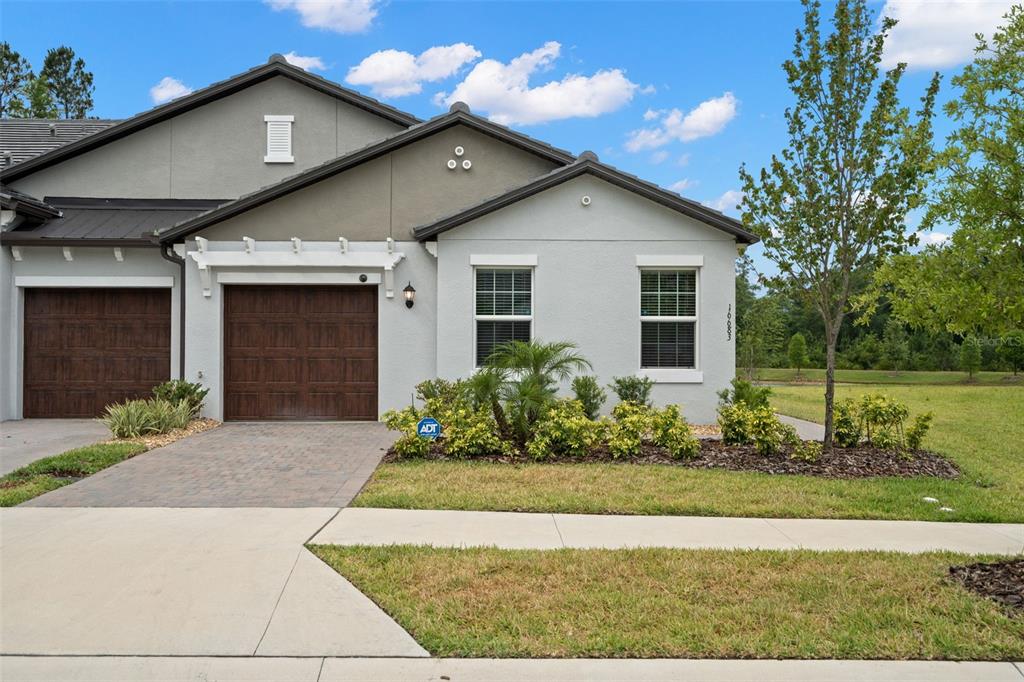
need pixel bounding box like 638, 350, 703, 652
10, 76, 404, 201
196, 124, 560, 243
0, 246, 180, 421
181, 240, 436, 421
435, 175, 738, 423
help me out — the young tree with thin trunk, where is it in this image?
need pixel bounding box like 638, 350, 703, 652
739, 0, 938, 448
787, 332, 809, 377
960, 335, 982, 379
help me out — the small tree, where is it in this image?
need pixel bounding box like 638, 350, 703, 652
0, 42, 33, 117
20, 75, 58, 118
739, 0, 938, 448
39, 46, 93, 118
737, 295, 785, 379
881, 319, 910, 372
788, 333, 809, 377
960, 335, 982, 379
997, 331, 1024, 375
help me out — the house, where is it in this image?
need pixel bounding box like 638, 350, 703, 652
0, 55, 757, 425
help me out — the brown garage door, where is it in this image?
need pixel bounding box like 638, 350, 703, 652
23, 288, 171, 418
223, 286, 378, 421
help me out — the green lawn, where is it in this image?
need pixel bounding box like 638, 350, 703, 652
0, 442, 146, 506
311, 545, 1024, 660
756, 367, 1017, 385
354, 384, 1024, 522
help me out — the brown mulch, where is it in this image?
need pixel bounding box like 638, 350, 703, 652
386, 438, 960, 480
111, 418, 220, 450
949, 559, 1024, 613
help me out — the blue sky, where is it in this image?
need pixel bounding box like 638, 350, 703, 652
1, 0, 1015, 274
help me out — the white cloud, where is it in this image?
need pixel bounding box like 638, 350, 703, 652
649, 150, 669, 164
669, 179, 695, 193
267, 0, 379, 34
643, 108, 663, 121
916, 230, 950, 245
149, 76, 192, 104
676, 153, 691, 167
880, 0, 1014, 69
438, 41, 638, 126
625, 92, 739, 152
347, 43, 481, 98
708, 189, 744, 214
282, 51, 326, 71
639, 84, 657, 95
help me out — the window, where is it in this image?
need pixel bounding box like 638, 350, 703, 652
640, 269, 696, 368
475, 268, 532, 366
264, 115, 294, 163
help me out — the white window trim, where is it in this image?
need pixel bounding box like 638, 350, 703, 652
637, 267, 701, 381
469, 254, 538, 267
473, 266, 534, 368
14, 275, 173, 288
264, 114, 294, 163
636, 254, 704, 267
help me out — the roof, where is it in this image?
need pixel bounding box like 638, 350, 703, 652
0, 55, 421, 183
412, 152, 760, 244
0, 119, 120, 168
156, 104, 577, 243
0, 197, 229, 246
0, 186, 62, 221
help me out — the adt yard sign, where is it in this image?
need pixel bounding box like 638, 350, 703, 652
416, 416, 442, 440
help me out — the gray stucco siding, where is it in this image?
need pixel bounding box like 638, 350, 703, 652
435, 176, 738, 423
194, 124, 561, 243
9, 76, 404, 201
0, 246, 180, 420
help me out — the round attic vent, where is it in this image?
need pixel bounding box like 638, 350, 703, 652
462, 159, 472, 170
447, 159, 457, 170
454, 146, 465, 157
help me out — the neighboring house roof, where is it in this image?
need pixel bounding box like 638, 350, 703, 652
412, 152, 760, 244
0, 186, 62, 221
155, 103, 577, 243
0, 197, 229, 246
0, 55, 421, 183
0, 119, 121, 168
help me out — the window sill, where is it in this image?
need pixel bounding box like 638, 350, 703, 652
638, 369, 703, 384
264, 155, 294, 163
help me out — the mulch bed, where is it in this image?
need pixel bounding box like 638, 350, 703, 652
386, 439, 960, 480
949, 559, 1024, 614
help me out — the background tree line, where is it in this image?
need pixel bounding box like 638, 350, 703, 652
0, 43, 94, 118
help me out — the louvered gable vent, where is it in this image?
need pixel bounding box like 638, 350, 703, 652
264, 115, 294, 163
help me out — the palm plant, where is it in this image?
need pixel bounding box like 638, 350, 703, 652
469, 340, 592, 446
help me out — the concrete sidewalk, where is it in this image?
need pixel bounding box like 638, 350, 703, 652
0, 419, 109, 476
2, 656, 1022, 681
315, 508, 1024, 554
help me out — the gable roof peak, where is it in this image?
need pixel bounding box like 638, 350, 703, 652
448, 101, 471, 114
578, 150, 599, 162
268, 53, 289, 65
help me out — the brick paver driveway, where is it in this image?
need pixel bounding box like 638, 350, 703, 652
23, 423, 392, 507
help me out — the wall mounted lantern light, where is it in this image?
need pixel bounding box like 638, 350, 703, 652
403, 282, 416, 308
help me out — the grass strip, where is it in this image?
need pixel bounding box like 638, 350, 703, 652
0, 441, 146, 506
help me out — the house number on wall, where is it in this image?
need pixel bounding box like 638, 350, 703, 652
726, 304, 732, 341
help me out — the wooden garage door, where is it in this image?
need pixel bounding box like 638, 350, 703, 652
223, 286, 378, 421
23, 288, 171, 418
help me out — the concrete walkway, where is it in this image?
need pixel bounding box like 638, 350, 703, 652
0, 419, 110, 476
2, 656, 1022, 681
777, 413, 826, 440
0, 508, 426, 657
315, 508, 1024, 554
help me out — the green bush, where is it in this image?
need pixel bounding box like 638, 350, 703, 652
571, 376, 606, 420
906, 412, 934, 450
608, 376, 654, 407
433, 400, 509, 459
718, 403, 755, 445
152, 380, 209, 417
791, 440, 823, 462
749, 405, 797, 456
382, 406, 432, 458
101, 398, 190, 439
527, 400, 605, 460
717, 377, 771, 409
606, 402, 655, 457
833, 398, 862, 448
651, 404, 700, 459
415, 378, 469, 404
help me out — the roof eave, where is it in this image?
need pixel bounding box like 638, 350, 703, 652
0, 234, 158, 247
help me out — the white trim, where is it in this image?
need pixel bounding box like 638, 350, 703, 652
14, 275, 173, 288
61, 247, 73, 262
636, 254, 704, 267
113, 247, 124, 262
216, 272, 381, 285
424, 242, 438, 258
470, 254, 538, 267
264, 115, 294, 163
473, 265, 534, 368
10, 246, 22, 262
263, 115, 295, 122
638, 369, 704, 384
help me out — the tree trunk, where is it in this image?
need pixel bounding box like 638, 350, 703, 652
823, 335, 837, 450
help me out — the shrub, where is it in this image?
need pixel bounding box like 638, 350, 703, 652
571, 376, 606, 420
382, 406, 431, 458
152, 379, 208, 416
749, 405, 797, 456
435, 401, 509, 459
791, 440, 823, 462
833, 398, 862, 448
718, 403, 755, 445
527, 400, 604, 460
717, 377, 771, 409
651, 404, 700, 459
101, 398, 190, 439
906, 412, 934, 450
415, 378, 468, 404
857, 393, 910, 446
607, 402, 655, 457
608, 376, 654, 407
